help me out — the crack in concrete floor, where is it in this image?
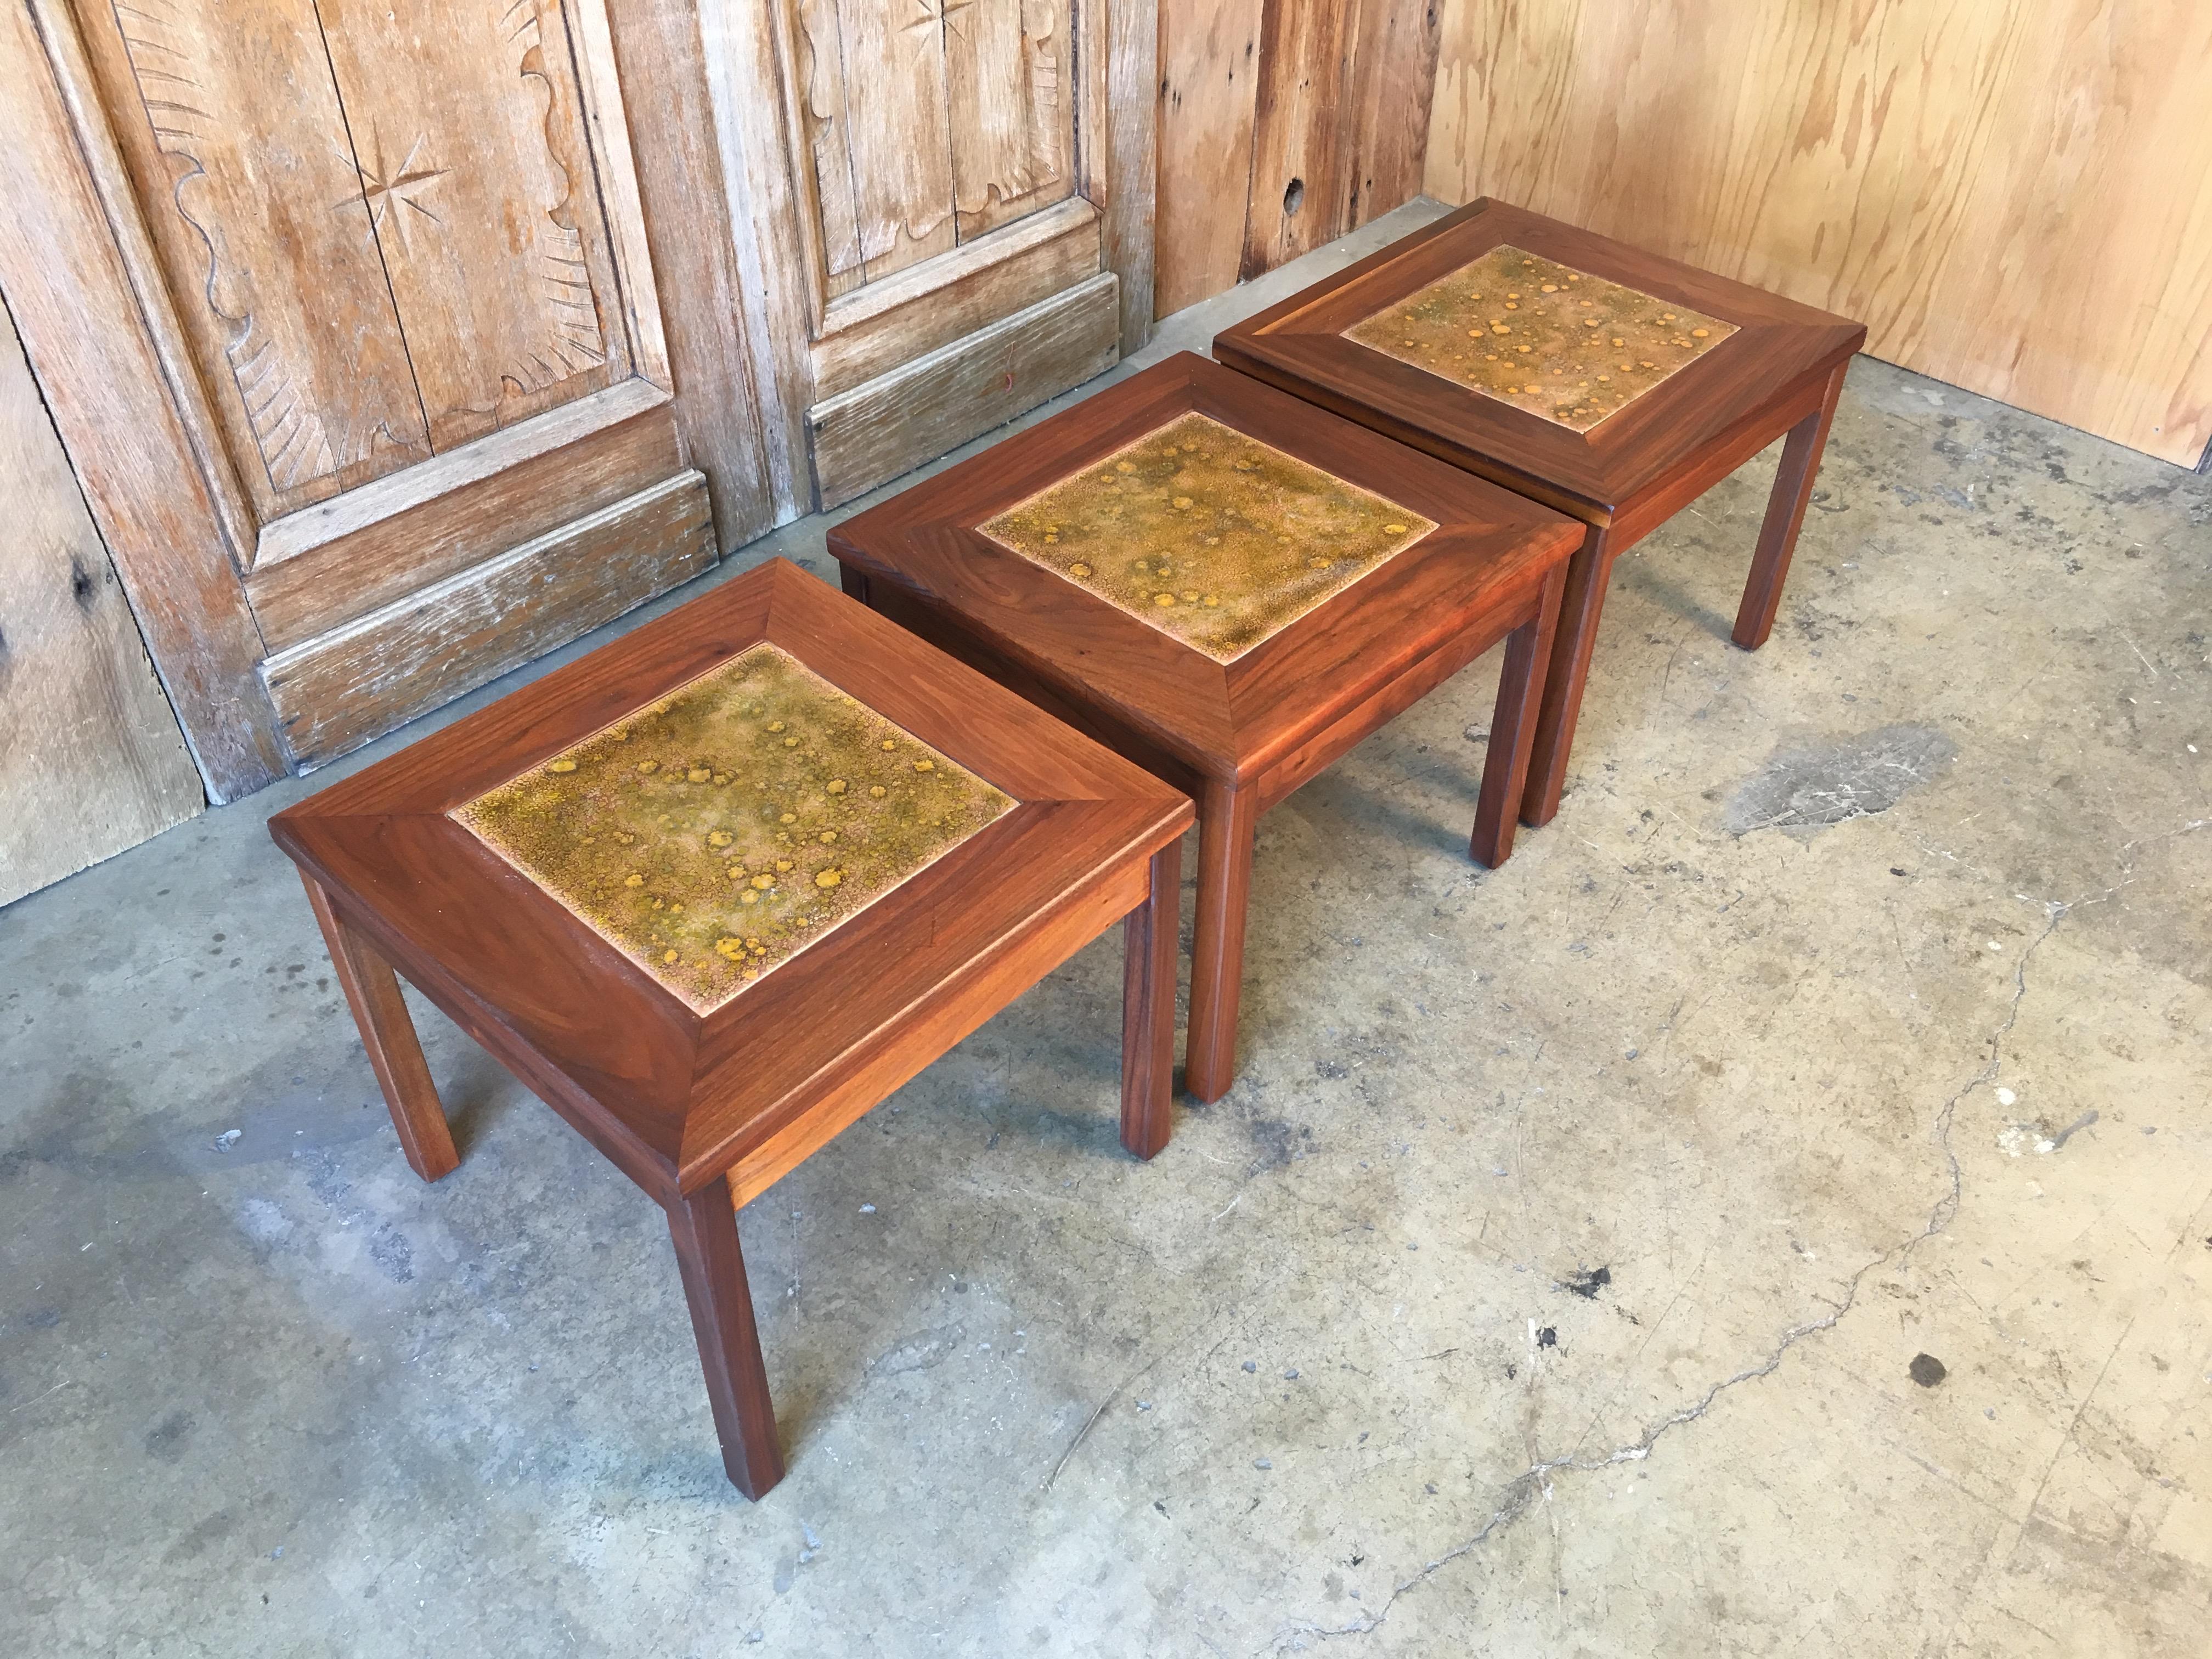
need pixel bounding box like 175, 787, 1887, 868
1261, 904, 2072, 1652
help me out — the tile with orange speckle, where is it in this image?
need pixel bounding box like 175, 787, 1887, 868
1342, 245, 1737, 432
977, 411, 1436, 663
451, 644, 1014, 1011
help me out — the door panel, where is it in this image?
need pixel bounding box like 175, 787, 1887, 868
794, 0, 960, 292
89, 0, 431, 514
316, 0, 628, 447
748, 0, 1153, 507
946, 0, 1076, 239
57, 0, 712, 770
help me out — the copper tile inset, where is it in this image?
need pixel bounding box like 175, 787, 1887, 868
979, 412, 1436, 663
452, 645, 1015, 1012
1344, 245, 1737, 432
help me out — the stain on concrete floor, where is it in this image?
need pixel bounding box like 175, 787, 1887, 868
3, 201, 2209, 1657
1723, 722, 1957, 837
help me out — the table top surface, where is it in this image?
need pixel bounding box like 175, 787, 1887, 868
1342, 244, 1737, 433
1214, 200, 1866, 521
978, 410, 1436, 663
831, 352, 1582, 783
454, 643, 1016, 1013
270, 560, 1190, 1199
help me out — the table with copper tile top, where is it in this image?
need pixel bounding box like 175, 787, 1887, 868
829, 353, 1581, 1102
1214, 199, 1866, 827
268, 559, 1192, 1498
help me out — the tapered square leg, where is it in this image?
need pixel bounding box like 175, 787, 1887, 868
300, 872, 459, 1183
1734, 360, 1848, 650
1520, 523, 1615, 830
1471, 566, 1565, 868
1119, 835, 1183, 1158
1184, 778, 1257, 1104
838, 561, 871, 605
668, 1178, 785, 1499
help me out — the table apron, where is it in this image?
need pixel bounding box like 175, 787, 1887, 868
303, 876, 687, 1206
1251, 585, 1543, 814
1606, 360, 1840, 552
707, 852, 1155, 1205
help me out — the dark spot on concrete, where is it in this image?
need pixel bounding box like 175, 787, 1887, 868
144, 1408, 195, 1461
2046, 1109, 2099, 1150
368, 1223, 414, 1284
869, 1323, 964, 1377
1724, 724, 1957, 838
1244, 1115, 1297, 1173
1909, 1353, 1947, 1387
23, 1305, 63, 1330
1314, 1059, 1349, 1080
1891, 866, 1909, 876
1561, 1266, 1611, 1299
1536, 1328, 1557, 1349
162, 1505, 241, 1564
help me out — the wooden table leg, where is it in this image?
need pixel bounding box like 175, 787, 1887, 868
837, 561, 872, 606
1734, 359, 1848, 651
1520, 522, 1614, 830
667, 1177, 785, 1499
300, 872, 459, 1183
1119, 834, 1183, 1158
1184, 778, 1257, 1104
1471, 565, 1565, 868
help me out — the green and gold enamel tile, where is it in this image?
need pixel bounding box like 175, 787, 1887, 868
1344, 245, 1737, 432
978, 411, 1435, 662
452, 645, 1015, 1012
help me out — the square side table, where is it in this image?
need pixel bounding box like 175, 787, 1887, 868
270, 560, 1192, 1498
1215, 199, 1866, 825
830, 352, 1581, 1102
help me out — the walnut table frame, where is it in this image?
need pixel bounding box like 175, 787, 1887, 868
1215, 199, 1866, 827
269, 560, 1192, 1499
829, 353, 1580, 1102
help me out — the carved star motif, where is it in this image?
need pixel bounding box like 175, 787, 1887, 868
335, 128, 446, 255
901, 0, 975, 42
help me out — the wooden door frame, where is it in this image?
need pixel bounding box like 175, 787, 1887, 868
0, 0, 780, 802
701, 0, 1158, 524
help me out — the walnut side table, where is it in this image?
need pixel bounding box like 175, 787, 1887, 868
269, 560, 1192, 1499
1215, 199, 1866, 826
829, 352, 1581, 1102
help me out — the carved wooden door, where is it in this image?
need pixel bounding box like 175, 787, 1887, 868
729, 0, 1156, 511
54, 0, 713, 768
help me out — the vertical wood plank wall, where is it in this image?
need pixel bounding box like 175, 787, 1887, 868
1, 296, 203, 906
1423, 1, 2212, 467
1156, 0, 1442, 319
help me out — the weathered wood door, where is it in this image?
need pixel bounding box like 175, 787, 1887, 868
2, 292, 204, 904
18, 0, 714, 772
721, 0, 1156, 511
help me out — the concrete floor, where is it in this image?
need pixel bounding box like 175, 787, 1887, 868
5, 200, 2209, 1657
